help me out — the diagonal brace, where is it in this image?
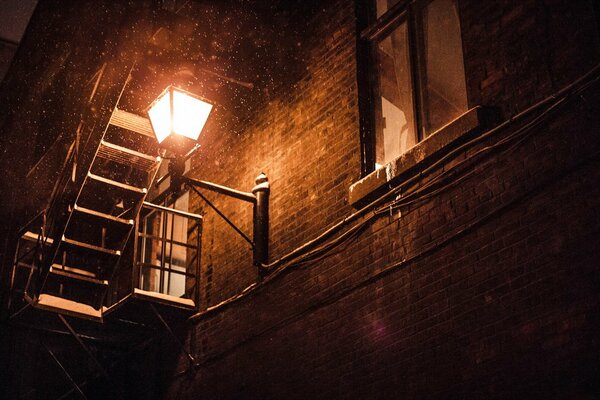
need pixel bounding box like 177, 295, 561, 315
43, 343, 88, 400
187, 184, 254, 248
58, 314, 123, 400
149, 303, 196, 365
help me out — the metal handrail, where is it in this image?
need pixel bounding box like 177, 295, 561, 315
11, 211, 47, 294
136, 233, 196, 249
142, 201, 203, 221
16, 210, 46, 237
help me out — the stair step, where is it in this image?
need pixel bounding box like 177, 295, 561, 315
21, 231, 54, 244
62, 236, 121, 256
50, 264, 108, 285
16, 261, 37, 270
32, 293, 103, 321
109, 108, 155, 138
71, 204, 134, 226
98, 140, 161, 171
87, 172, 147, 194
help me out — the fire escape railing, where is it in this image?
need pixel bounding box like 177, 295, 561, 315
8, 211, 50, 315
105, 201, 203, 310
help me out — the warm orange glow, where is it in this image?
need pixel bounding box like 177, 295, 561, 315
172, 89, 213, 140
147, 91, 172, 143
147, 86, 213, 147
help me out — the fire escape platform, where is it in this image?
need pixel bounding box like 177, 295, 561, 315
132, 288, 195, 308
105, 289, 196, 325
17, 288, 195, 325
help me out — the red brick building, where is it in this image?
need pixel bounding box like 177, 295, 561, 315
1, 0, 599, 399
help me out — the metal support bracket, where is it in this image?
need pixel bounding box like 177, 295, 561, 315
187, 184, 255, 248
58, 314, 124, 400
149, 303, 196, 365
184, 173, 270, 273
43, 343, 88, 400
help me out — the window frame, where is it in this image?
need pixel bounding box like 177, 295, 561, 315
356, 0, 468, 174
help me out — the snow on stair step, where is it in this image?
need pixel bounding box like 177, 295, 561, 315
133, 288, 196, 308
36, 293, 102, 320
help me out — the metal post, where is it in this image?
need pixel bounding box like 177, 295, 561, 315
195, 220, 202, 308
43, 343, 88, 400
133, 213, 141, 293
252, 173, 269, 275
160, 207, 167, 294
58, 314, 123, 400
149, 303, 196, 365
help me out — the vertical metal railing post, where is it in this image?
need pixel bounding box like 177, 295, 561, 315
132, 213, 141, 294
159, 208, 167, 293
195, 219, 202, 308
166, 211, 176, 296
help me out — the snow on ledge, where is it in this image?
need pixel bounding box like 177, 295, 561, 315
37, 294, 102, 318
133, 288, 195, 308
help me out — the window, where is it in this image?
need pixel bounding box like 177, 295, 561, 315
359, 0, 468, 171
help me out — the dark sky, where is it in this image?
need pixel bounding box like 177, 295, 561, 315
0, 0, 38, 43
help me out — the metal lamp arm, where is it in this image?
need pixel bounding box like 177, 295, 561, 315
186, 183, 255, 248
183, 173, 270, 275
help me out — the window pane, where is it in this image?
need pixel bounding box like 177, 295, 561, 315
162, 265, 186, 298
420, 0, 468, 135
375, 0, 402, 18
374, 21, 417, 167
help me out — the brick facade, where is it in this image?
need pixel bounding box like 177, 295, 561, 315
0, 0, 598, 398
167, 0, 600, 398
189, 0, 362, 305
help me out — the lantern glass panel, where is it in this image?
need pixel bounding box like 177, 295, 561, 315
172, 89, 213, 141
148, 91, 172, 143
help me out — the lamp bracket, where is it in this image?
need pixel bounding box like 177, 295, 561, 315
186, 183, 255, 249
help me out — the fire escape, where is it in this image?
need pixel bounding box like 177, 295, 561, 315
2, 4, 271, 396
6, 62, 201, 398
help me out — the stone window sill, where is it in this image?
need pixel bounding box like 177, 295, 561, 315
348, 106, 492, 207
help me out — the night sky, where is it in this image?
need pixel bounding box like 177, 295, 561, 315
0, 0, 37, 43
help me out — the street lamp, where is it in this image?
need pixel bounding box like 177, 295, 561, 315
147, 86, 270, 276
147, 85, 213, 155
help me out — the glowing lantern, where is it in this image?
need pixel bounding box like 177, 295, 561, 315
147, 86, 213, 154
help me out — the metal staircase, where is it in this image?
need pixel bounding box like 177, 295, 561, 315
8, 101, 205, 323
13, 108, 163, 321
7, 117, 202, 397
5, 51, 204, 395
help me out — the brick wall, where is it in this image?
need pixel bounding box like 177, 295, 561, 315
189, 0, 361, 305
461, 0, 599, 115
167, 0, 600, 398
